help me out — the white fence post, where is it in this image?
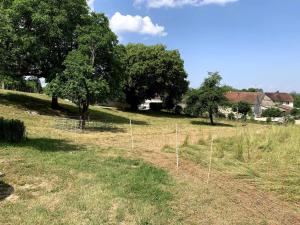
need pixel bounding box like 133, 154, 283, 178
130, 119, 134, 151
176, 123, 179, 169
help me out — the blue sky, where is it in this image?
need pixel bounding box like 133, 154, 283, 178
90, 0, 300, 92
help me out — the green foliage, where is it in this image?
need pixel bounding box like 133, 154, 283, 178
221, 85, 237, 93
51, 50, 108, 122
291, 108, 300, 117
216, 112, 226, 119
240, 88, 263, 92
76, 13, 125, 99
173, 105, 183, 115
262, 107, 283, 118
266, 117, 272, 123
0, 117, 26, 143
0, 4, 13, 76
228, 112, 236, 120
2, 0, 89, 79
284, 116, 295, 125
185, 72, 227, 125
0, 76, 42, 93
49, 13, 123, 124
232, 101, 252, 117
123, 44, 189, 110
1, 0, 90, 108
292, 94, 300, 108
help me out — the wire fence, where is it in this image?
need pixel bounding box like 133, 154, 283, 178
54, 117, 210, 154
53, 116, 247, 183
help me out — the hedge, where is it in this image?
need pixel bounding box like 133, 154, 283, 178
0, 117, 26, 143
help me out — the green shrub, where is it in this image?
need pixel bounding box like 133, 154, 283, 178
150, 102, 163, 111
216, 112, 226, 119
173, 105, 183, 115
284, 116, 295, 125
0, 117, 26, 143
262, 107, 283, 118
291, 108, 300, 116
228, 113, 235, 120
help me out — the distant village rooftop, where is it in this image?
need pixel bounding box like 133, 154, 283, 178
265, 92, 294, 103
224, 92, 264, 105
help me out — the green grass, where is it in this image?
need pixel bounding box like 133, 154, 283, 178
0, 142, 176, 225
0, 90, 181, 224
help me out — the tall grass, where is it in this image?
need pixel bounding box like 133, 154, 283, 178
180, 125, 300, 202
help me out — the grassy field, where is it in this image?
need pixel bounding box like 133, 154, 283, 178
0, 90, 299, 225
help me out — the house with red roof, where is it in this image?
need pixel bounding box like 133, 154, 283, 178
222, 91, 294, 118
265, 92, 294, 109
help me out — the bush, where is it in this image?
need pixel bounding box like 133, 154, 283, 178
174, 105, 183, 115
266, 117, 272, 123
216, 112, 226, 119
284, 116, 295, 125
228, 113, 235, 120
291, 108, 300, 116
262, 107, 283, 118
150, 102, 163, 111
0, 118, 26, 143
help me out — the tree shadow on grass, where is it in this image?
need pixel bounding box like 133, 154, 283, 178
85, 126, 126, 133
191, 120, 234, 127
0, 92, 65, 116
122, 109, 191, 119
0, 181, 14, 201
0, 92, 148, 125
0, 138, 82, 152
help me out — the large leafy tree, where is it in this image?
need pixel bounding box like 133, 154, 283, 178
0, 2, 13, 77
50, 13, 124, 128
185, 72, 227, 125
1, 0, 89, 108
123, 44, 189, 111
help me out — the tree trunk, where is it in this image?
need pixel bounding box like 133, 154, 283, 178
51, 96, 60, 109
209, 112, 214, 125
79, 101, 89, 130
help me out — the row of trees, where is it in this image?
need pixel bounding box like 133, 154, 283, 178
5, 1, 285, 127
0, 0, 188, 126
0, 75, 42, 93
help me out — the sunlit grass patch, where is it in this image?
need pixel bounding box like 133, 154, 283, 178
0, 142, 176, 225
180, 126, 300, 202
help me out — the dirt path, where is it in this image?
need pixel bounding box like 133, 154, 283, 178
134, 149, 300, 225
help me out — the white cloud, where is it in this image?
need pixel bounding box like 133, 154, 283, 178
87, 0, 95, 11
134, 0, 238, 8
110, 12, 167, 37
